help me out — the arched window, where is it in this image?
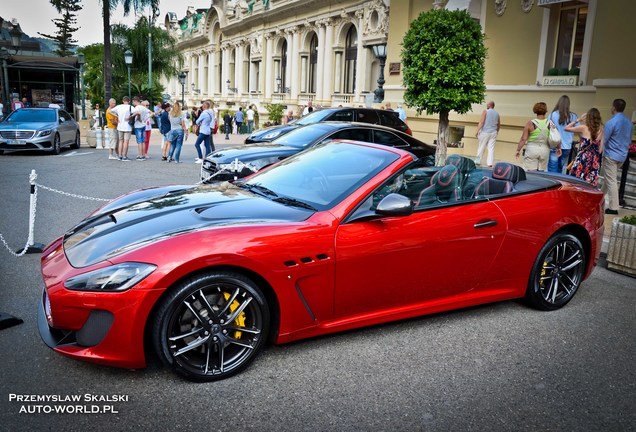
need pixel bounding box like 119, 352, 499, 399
308, 33, 318, 94
344, 26, 357, 94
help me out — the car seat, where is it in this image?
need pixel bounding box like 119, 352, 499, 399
416, 164, 461, 206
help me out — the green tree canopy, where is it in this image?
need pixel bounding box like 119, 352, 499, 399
39, 0, 82, 57
401, 9, 486, 164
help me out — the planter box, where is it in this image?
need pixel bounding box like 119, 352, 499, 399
607, 218, 636, 277
541, 76, 578, 86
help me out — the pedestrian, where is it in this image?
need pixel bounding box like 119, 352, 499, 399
11, 99, 24, 111
110, 96, 134, 161
600, 99, 634, 214
194, 100, 215, 163
159, 102, 171, 160
284, 109, 294, 124
0, 99, 4, 120
395, 103, 407, 123
142, 100, 152, 159
618, 119, 636, 207
234, 107, 244, 133
104, 98, 119, 160
475, 100, 500, 167
224, 110, 232, 140
166, 101, 188, 163
130, 96, 151, 160
246, 105, 255, 134
565, 108, 604, 187
21, 97, 31, 108
93, 103, 104, 129
385, 102, 393, 111
302, 101, 313, 116
515, 102, 558, 171
548, 95, 577, 173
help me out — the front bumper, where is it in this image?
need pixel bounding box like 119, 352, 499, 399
0, 134, 54, 151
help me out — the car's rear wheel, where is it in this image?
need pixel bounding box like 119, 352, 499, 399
51, 134, 61, 155
525, 233, 586, 311
153, 271, 270, 382
71, 132, 80, 149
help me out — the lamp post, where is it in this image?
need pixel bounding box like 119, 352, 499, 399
226, 79, 237, 93
124, 49, 133, 99
275, 77, 289, 94
77, 53, 86, 119
9, 23, 23, 55
178, 71, 187, 106
371, 44, 387, 103
0, 48, 9, 116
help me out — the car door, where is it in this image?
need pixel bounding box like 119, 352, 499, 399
58, 110, 74, 144
333, 168, 508, 318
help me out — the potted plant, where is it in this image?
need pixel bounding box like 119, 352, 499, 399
607, 214, 636, 277
265, 104, 284, 125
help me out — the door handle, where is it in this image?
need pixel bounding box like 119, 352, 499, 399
474, 219, 498, 228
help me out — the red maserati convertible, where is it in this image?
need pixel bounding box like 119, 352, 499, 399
38, 141, 604, 381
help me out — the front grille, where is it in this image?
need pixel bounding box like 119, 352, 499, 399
0, 130, 35, 140
202, 160, 218, 173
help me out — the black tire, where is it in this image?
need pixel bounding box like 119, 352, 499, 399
152, 271, 270, 382
525, 233, 586, 311
51, 134, 61, 155
71, 132, 80, 149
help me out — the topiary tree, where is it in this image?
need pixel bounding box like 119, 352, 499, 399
401, 9, 486, 165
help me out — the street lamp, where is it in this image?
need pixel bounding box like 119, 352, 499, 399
371, 43, 387, 103
226, 79, 237, 93
124, 49, 133, 99
275, 77, 290, 94
0, 48, 10, 116
178, 71, 187, 106
77, 53, 86, 120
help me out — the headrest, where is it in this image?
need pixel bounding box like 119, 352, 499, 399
431, 164, 460, 192
492, 162, 526, 183
446, 154, 476, 174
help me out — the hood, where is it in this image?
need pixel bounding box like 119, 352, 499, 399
207, 144, 299, 164
0, 121, 56, 131
63, 183, 313, 268
246, 124, 299, 142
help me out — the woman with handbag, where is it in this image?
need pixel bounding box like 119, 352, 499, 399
549, 95, 577, 173
515, 102, 560, 171
565, 108, 604, 187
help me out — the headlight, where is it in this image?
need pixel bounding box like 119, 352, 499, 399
218, 159, 256, 173
37, 129, 53, 137
262, 130, 282, 139
64, 262, 157, 292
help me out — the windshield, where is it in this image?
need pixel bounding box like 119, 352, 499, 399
5, 109, 57, 123
245, 142, 400, 211
296, 109, 335, 126
271, 123, 336, 149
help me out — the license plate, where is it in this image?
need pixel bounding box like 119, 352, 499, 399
7, 139, 27, 145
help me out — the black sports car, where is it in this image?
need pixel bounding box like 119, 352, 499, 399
202, 122, 434, 182
244, 107, 412, 143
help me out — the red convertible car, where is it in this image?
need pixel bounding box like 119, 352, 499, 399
38, 141, 604, 381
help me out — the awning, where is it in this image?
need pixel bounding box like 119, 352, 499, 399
445, 0, 482, 18
538, 0, 588, 6
8, 55, 78, 70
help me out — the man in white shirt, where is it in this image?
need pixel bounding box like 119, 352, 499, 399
110, 96, 134, 161
302, 101, 313, 116
246, 105, 255, 134
130, 96, 151, 160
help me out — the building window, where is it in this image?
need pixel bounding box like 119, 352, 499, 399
308, 34, 318, 94
344, 26, 357, 94
280, 40, 288, 92
553, 4, 587, 71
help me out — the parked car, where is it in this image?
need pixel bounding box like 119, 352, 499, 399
39, 141, 604, 381
0, 108, 80, 154
245, 107, 412, 143
202, 122, 433, 182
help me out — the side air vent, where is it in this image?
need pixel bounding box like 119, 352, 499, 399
299, 257, 313, 263
283, 260, 297, 267
283, 254, 330, 267
316, 254, 329, 261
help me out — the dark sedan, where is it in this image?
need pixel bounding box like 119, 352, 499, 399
244, 107, 412, 143
202, 122, 435, 182
0, 108, 80, 154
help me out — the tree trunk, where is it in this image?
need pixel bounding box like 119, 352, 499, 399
436, 110, 449, 166
103, 0, 112, 105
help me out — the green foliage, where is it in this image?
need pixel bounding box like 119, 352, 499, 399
569, 67, 580, 76
266, 104, 285, 125
38, 0, 82, 57
547, 68, 560, 76
620, 215, 636, 226
558, 67, 569, 76
401, 9, 486, 117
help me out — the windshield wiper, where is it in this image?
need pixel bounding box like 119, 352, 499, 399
272, 197, 317, 211
235, 182, 279, 198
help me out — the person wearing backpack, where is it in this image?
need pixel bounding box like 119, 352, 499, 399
515, 102, 561, 171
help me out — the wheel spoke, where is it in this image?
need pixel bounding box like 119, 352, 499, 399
174, 335, 209, 357
169, 326, 203, 342
183, 300, 204, 324
226, 325, 260, 335
227, 297, 253, 323
215, 340, 225, 373
218, 287, 240, 317
204, 343, 211, 374
227, 336, 256, 350
197, 289, 217, 319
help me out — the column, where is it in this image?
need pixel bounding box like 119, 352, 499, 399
316, 23, 326, 103
198, 53, 204, 96
300, 56, 308, 94
265, 34, 274, 99
323, 19, 334, 104
288, 27, 300, 99
207, 50, 214, 97
221, 46, 229, 97
354, 10, 365, 98
334, 52, 342, 94
236, 42, 244, 97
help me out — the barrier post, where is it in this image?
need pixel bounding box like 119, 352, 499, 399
17, 169, 45, 254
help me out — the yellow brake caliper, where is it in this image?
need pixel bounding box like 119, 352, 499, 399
223, 292, 246, 339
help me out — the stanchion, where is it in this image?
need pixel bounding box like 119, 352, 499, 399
17, 169, 44, 254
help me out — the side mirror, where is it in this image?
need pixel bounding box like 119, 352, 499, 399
376, 193, 414, 217
59, 117, 65, 123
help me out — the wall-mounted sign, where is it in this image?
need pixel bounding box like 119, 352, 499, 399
542, 76, 577, 86
538, 0, 570, 6
389, 62, 401, 75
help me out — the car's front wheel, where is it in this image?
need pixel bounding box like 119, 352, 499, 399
525, 233, 586, 311
153, 271, 270, 382
51, 134, 61, 155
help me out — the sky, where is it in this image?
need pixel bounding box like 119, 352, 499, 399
2, 0, 212, 46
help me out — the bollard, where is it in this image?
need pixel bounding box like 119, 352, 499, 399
95, 127, 104, 149
17, 169, 45, 254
